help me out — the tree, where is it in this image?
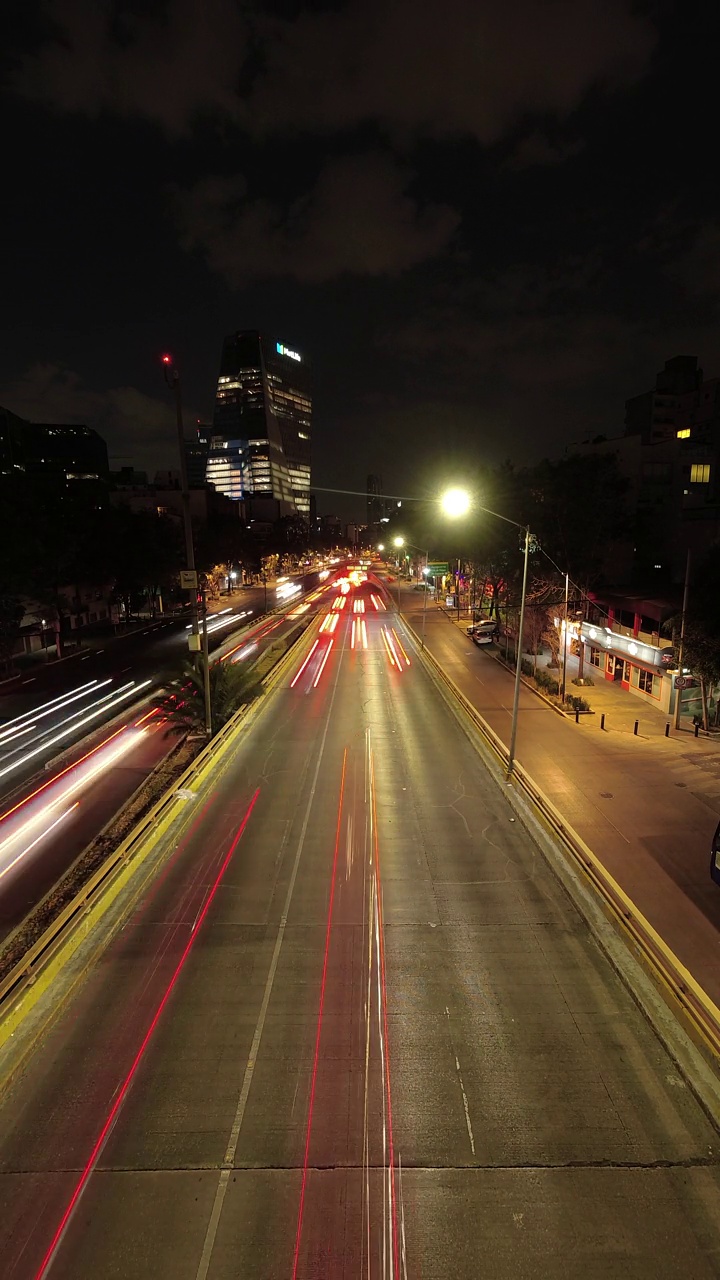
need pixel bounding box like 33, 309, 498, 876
159, 659, 261, 737
0, 595, 24, 675
519, 453, 630, 588
663, 543, 720, 729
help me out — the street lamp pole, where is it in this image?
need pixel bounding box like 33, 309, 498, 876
674, 548, 691, 730
200, 585, 212, 739
392, 538, 430, 647
163, 354, 199, 647
507, 526, 531, 780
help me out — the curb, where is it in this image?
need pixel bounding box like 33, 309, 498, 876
395, 611, 720, 1110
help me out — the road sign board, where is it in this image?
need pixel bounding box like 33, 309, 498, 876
674, 676, 689, 689
426, 562, 449, 575
180, 570, 198, 589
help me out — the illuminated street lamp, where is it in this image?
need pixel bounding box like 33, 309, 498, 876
377, 542, 385, 552
440, 487, 471, 519
393, 536, 404, 547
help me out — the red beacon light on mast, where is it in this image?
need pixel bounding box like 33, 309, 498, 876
161, 353, 172, 365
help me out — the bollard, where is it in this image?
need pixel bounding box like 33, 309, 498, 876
695, 722, 700, 738
665, 723, 670, 737
600, 713, 606, 731
575, 709, 580, 724
634, 720, 639, 736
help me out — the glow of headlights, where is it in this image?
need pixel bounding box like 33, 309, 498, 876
312, 639, 334, 687
0, 681, 152, 782
351, 619, 357, 650
231, 643, 258, 662
276, 581, 301, 601
381, 627, 400, 671
391, 628, 411, 667
290, 641, 319, 688
0, 731, 143, 862
0, 804, 80, 885
0, 679, 106, 737
0, 722, 37, 747
361, 620, 368, 650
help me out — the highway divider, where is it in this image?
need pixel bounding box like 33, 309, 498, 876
399, 610, 720, 1077
0, 617, 319, 1073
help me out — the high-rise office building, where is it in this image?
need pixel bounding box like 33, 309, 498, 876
366, 473, 384, 528
186, 424, 211, 488
1, 406, 108, 504
207, 331, 311, 516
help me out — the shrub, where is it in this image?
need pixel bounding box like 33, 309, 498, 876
572, 676, 594, 687
521, 659, 534, 677
535, 669, 559, 696
567, 694, 591, 712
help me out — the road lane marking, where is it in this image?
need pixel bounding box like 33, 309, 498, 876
445, 1005, 476, 1155
195, 643, 346, 1280
292, 749, 348, 1277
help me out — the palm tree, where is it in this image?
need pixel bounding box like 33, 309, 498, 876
159, 659, 261, 738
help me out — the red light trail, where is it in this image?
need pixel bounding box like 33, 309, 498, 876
291, 751, 347, 1279
32, 788, 261, 1280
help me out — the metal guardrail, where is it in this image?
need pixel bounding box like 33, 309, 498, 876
401, 612, 720, 1062
0, 622, 313, 1027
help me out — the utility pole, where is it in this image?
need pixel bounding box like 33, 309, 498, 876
508, 527, 531, 780
560, 571, 569, 703
674, 549, 691, 730
162, 354, 199, 649
200, 585, 212, 739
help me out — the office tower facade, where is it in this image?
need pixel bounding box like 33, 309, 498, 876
186, 424, 211, 488
1, 406, 108, 505
207, 331, 311, 516
366, 473, 384, 529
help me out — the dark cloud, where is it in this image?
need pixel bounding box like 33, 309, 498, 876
13, 0, 655, 146
503, 130, 585, 170
249, 0, 655, 142
175, 153, 460, 284
11, 0, 247, 136
0, 363, 193, 473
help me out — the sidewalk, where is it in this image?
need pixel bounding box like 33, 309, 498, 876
394, 581, 720, 1007
454, 611, 716, 745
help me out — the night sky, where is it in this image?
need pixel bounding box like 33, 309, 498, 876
3, 0, 720, 518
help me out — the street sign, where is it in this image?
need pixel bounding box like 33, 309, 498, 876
445, 595, 457, 608
180, 570, 198, 589
674, 675, 689, 689
426, 562, 449, 575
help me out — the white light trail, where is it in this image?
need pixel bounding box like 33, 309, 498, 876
0, 805, 79, 885
0, 722, 37, 748
0, 729, 144, 877
0, 679, 104, 739
312, 639, 334, 687
290, 641, 319, 688
0, 680, 152, 782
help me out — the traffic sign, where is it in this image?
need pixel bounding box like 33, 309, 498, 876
180, 570, 198, 589
426, 562, 449, 575
674, 675, 689, 689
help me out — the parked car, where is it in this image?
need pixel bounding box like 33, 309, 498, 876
467, 620, 498, 645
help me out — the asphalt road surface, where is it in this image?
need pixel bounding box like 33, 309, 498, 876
0, 579, 718, 1278
395, 584, 720, 1005
0, 580, 336, 943
0, 575, 312, 804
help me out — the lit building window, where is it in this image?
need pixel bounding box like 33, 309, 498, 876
690, 463, 711, 483
676, 428, 691, 439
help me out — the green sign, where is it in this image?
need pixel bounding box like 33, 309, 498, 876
426, 562, 449, 575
